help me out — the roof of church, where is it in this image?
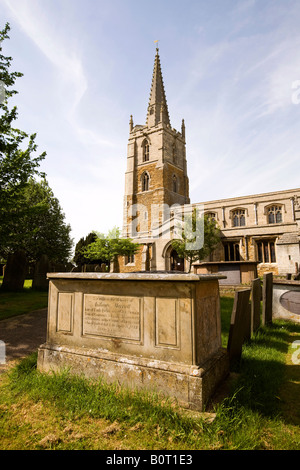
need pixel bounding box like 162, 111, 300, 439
146, 48, 170, 127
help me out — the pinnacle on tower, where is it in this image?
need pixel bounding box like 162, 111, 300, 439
129, 114, 133, 132
146, 48, 170, 128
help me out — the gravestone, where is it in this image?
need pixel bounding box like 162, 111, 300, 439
262, 272, 273, 326
32, 255, 50, 289
227, 288, 251, 366
251, 278, 261, 334
71, 266, 80, 272
1, 250, 27, 291
83, 264, 96, 273
244, 302, 251, 342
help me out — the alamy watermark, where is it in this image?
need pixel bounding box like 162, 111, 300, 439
0, 340, 6, 365
0, 80, 6, 104
291, 340, 300, 365
124, 203, 205, 250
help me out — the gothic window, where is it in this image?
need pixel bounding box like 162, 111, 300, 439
172, 175, 177, 193
232, 209, 246, 227
170, 249, 184, 272
224, 241, 241, 261
267, 205, 282, 224
205, 212, 217, 222
256, 240, 276, 263
142, 172, 149, 192
143, 140, 150, 162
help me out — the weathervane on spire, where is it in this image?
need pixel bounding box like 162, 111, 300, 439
154, 39, 159, 51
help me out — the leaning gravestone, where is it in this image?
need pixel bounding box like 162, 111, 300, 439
32, 255, 50, 289
227, 288, 251, 366
262, 272, 273, 326
251, 278, 261, 334
1, 250, 28, 291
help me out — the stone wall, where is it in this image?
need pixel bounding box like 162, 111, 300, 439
117, 245, 144, 273
182, 188, 300, 277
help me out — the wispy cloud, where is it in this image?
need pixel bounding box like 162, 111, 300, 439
3, 0, 122, 153
4, 0, 87, 113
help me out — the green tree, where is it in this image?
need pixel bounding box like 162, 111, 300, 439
1, 178, 73, 290
0, 23, 46, 251
171, 209, 221, 272
74, 232, 98, 269
83, 227, 140, 271
20, 178, 73, 264
1, 177, 73, 262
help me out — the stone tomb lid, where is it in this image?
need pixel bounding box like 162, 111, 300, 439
47, 272, 226, 281
273, 279, 300, 286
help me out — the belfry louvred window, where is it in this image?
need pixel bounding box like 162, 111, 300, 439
172, 175, 177, 193
142, 172, 149, 192
143, 140, 150, 162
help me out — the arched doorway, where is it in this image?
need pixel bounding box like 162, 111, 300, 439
170, 249, 185, 272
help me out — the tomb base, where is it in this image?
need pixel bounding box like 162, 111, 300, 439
37, 343, 228, 411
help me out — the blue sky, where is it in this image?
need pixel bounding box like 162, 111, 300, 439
1, 0, 300, 247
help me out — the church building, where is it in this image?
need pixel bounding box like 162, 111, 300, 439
118, 47, 300, 282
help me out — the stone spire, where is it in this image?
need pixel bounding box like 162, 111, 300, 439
146, 47, 170, 128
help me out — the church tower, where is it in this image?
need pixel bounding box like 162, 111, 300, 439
123, 47, 189, 239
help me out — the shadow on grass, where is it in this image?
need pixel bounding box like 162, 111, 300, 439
226, 321, 300, 423
0, 287, 48, 321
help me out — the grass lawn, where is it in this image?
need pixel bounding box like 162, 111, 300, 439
0, 278, 48, 321
0, 292, 300, 450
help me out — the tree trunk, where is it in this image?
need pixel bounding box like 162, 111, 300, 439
1, 250, 28, 291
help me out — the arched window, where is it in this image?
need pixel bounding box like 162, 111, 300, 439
267, 205, 282, 224
172, 175, 177, 193
143, 140, 150, 162
205, 212, 217, 222
232, 209, 246, 227
142, 172, 149, 192
170, 249, 184, 272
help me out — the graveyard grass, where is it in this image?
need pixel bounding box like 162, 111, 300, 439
0, 292, 300, 449
0, 277, 48, 321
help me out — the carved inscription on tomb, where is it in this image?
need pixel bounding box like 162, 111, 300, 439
83, 294, 142, 341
